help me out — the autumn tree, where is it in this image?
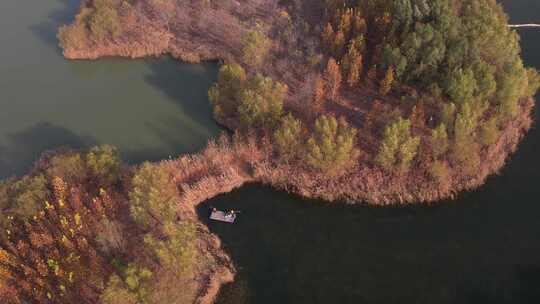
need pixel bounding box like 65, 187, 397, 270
376, 118, 420, 172
313, 74, 326, 114
305, 115, 359, 174
379, 66, 395, 96
342, 43, 363, 87
324, 58, 342, 100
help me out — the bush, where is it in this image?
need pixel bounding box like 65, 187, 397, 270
8, 175, 49, 220
376, 118, 420, 172
430, 124, 449, 158
429, 160, 450, 185
237, 75, 287, 130
86, 145, 121, 184
242, 29, 271, 67
305, 115, 359, 174
89, 0, 123, 42
46, 153, 87, 184
208, 63, 247, 120
144, 222, 196, 275
479, 116, 500, 147
129, 163, 178, 230
274, 114, 303, 163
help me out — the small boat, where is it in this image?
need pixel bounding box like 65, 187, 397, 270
209, 208, 237, 223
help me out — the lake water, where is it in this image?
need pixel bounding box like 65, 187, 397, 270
0, 0, 539, 303
0, 0, 220, 178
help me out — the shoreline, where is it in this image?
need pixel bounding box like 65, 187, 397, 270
53, 0, 538, 302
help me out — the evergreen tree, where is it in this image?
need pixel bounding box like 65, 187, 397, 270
129, 163, 178, 230
237, 75, 287, 130
430, 124, 449, 158
376, 118, 420, 172
208, 63, 247, 120
305, 115, 359, 174
274, 114, 303, 163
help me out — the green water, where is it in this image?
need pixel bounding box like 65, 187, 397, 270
1, 0, 539, 303
0, 0, 220, 178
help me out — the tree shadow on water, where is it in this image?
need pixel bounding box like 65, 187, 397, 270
144, 57, 221, 133
28, 0, 80, 50
0, 122, 95, 179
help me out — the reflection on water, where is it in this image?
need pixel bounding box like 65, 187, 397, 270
0, 0, 220, 179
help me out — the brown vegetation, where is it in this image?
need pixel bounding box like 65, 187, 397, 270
52, 0, 540, 301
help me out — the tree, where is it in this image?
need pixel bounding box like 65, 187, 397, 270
242, 29, 271, 68
376, 118, 420, 172
444, 68, 477, 104
480, 116, 500, 147
322, 23, 335, 52
451, 102, 480, 173
102, 264, 152, 304
305, 115, 359, 174
343, 44, 363, 87
379, 66, 395, 96
89, 0, 122, 42
237, 75, 287, 130
313, 74, 326, 113
208, 63, 247, 120
274, 114, 303, 163
129, 163, 178, 230
86, 145, 121, 184
324, 58, 342, 100
525, 68, 540, 97
430, 124, 449, 158
144, 222, 196, 275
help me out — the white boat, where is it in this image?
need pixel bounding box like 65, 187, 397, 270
209, 209, 237, 223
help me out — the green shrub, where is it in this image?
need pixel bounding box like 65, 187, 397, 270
242, 29, 271, 67
479, 117, 500, 147
274, 114, 303, 163
129, 163, 178, 229
208, 63, 247, 120
237, 75, 287, 130
86, 145, 121, 184
376, 118, 420, 172
430, 124, 449, 158
305, 115, 359, 174
89, 0, 123, 42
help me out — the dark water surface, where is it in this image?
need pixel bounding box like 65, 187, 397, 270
202, 2, 540, 303
0, 0, 220, 178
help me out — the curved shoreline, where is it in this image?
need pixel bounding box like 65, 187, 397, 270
56, 1, 537, 302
